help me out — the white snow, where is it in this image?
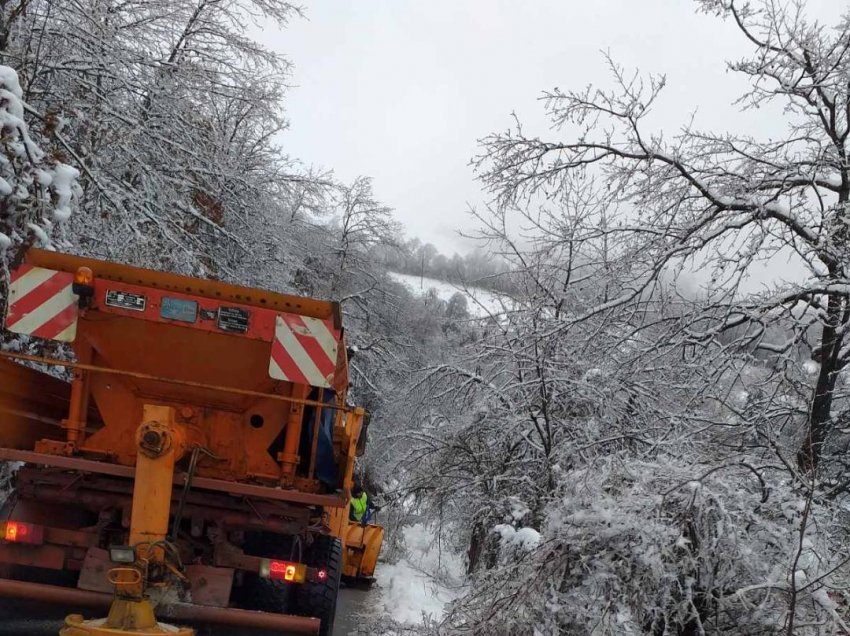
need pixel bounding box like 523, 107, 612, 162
389, 271, 506, 317
26, 222, 50, 247
803, 360, 819, 375
0, 66, 23, 101
50, 163, 81, 222
35, 169, 53, 186
823, 173, 843, 188
0, 66, 43, 162
493, 524, 542, 551
375, 523, 463, 625
0, 66, 79, 241
582, 368, 603, 382
0, 231, 10, 250
509, 498, 531, 521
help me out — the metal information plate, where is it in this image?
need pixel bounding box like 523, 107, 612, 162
217, 306, 250, 333
105, 290, 146, 312
161, 297, 198, 323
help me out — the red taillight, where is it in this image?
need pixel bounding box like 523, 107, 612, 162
269, 561, 297, 582
1, 521, 44, 545
317, 568, 328, 581
260, 558, 306, 583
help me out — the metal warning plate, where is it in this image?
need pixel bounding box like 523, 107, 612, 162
217, 306, 250, 333
105, 290, 146, 312
161, 297, 198, 323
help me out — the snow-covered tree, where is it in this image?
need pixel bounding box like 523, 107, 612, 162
477, 0, 850, 475
0, 0, 318, 280
380, 2, 850, 632
0, 64, 79, 264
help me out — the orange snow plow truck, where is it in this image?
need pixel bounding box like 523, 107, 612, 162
0, 249, 380, 635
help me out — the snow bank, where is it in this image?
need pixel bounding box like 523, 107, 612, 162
375, 523, 463, 625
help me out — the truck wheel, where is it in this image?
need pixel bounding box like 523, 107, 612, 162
295, 535, 342, 636
240, 573, 292, 614
236, 533, 293, 614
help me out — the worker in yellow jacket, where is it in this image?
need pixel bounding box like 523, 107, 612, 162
349, 483, 379, 526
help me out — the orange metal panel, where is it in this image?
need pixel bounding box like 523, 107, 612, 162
1, 249, 356, 531
128, 407, 179, 548
25, 248, 337, 320
0, 357, 72, 449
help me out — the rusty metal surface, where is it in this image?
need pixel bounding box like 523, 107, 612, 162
1, 448, 347, 508
0, 544, 66, 570
17, 469, 309, 523
0, 448, 133, 478
44, 527, 100, 550
183, 565, 233, 608
77, 548, 113, 594
188, 475, 345, 508
0, 578, 321, 633
0, 578, 112, 609
22, 484, 306, 535
162, 603, 321, 634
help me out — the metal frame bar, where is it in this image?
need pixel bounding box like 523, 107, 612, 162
0, 448, 347, 508
0, 578, 321, 633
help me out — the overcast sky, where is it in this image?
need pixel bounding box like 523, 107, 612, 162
260, 0, 836, 255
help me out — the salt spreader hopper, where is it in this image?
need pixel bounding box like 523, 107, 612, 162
0, 249, 372, 635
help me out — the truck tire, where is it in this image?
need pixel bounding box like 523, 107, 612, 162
295, 534, 342, 636
240, 573, 292, 614
236, 533, 293, 615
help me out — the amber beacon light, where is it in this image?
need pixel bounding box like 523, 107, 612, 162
72, 266, 95, 308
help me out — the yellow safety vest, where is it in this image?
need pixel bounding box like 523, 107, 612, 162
350, 493, 368, 521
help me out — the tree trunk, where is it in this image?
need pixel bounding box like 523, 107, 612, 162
799, 294, 844, 471
466, 521, 486, 575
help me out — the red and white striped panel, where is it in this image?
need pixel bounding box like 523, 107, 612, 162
4, 265, 78, 342
268, 313, 340, 388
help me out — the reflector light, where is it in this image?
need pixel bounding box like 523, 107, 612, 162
0, 521, 44, 545
74, 267, 94, 286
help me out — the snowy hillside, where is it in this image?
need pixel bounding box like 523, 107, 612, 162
388, 272, 505, 318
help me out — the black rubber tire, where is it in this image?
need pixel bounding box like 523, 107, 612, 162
295, 535, 342, 636
240, 573, 292, 614
235, 533, 294, 615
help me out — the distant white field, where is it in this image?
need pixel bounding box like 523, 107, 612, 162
388, 271, 506, 317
